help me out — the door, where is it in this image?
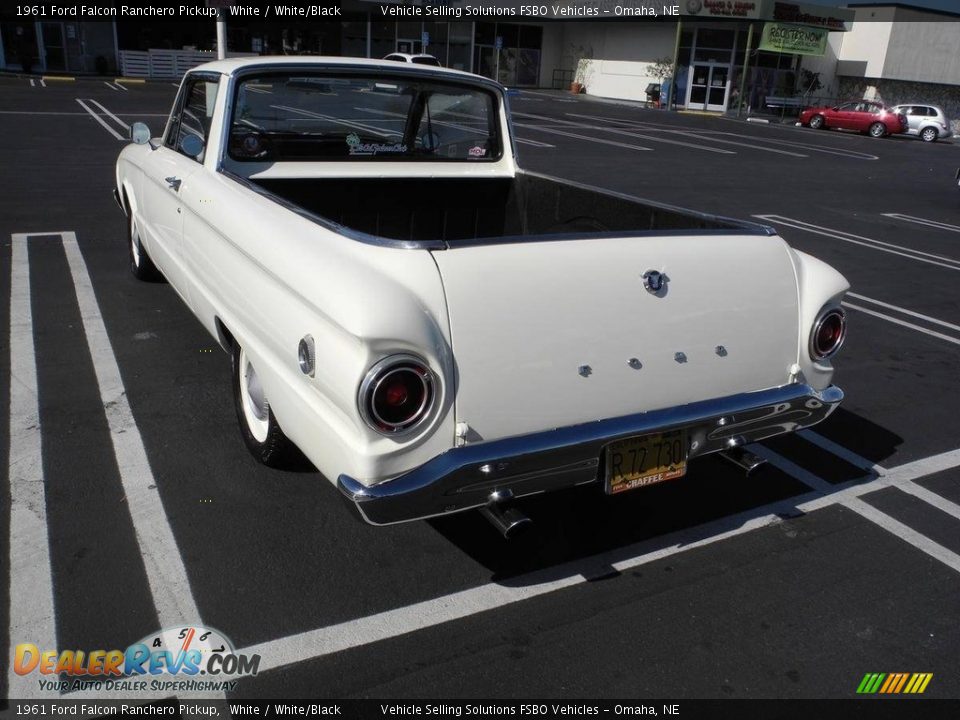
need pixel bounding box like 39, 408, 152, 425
39, 22, 65, 71
138, 74, 220, 296
687, 64, 730, 112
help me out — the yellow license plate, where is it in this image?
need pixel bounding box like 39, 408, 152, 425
605, 429, 688, 495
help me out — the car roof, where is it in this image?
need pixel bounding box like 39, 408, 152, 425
192, 54, 458, 78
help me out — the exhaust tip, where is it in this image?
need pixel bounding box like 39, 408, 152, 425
719, 447, 767, 477
480, 503, 533, 539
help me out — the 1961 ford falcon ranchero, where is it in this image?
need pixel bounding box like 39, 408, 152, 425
115, 57, 848, 535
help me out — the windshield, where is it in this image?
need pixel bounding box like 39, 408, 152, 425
229, 73, 501, 162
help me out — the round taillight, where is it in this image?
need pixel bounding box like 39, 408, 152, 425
360, 355, 435, 435
810, 308, 847, 360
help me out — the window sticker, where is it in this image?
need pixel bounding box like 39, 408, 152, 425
346, 132, 408, 156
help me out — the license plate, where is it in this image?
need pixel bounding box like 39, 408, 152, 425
604, 429, 688, 495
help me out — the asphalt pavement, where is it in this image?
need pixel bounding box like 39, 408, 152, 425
1, 77, 959, 704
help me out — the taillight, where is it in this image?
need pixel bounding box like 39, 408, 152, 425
810, 308, 847, 360
359, 354, 435, 435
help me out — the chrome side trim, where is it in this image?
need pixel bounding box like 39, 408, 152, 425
338, 383, 844, 525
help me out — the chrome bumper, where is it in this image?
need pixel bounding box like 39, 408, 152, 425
338, 383, 843, 525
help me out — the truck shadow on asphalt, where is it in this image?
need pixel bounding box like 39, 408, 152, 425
427, 408, 902, 583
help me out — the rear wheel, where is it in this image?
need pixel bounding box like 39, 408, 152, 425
868, 122, 887, 138
809, 115, 825, 130
232, 343, 300, 467
127, 210, 164, 282
920, 127, 938, 142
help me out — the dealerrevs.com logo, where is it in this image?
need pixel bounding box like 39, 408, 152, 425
14, 625, 260, 693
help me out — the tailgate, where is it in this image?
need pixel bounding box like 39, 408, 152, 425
431, 234, 800, 443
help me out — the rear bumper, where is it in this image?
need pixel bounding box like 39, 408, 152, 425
338, 382, 843, 525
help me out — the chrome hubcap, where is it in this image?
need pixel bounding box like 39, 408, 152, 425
239, 349, 269, 442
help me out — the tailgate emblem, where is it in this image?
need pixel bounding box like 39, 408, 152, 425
642, 270, 667, 294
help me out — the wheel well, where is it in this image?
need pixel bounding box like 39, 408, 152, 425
214, 317, 235, 353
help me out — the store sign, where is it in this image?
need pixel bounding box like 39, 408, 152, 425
770, 1, 852, 30
759, 22, 829, 56
683, 0, 762, 19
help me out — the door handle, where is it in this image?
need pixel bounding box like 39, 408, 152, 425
165, 176, 181, 191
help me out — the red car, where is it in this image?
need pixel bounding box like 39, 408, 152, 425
800, 100, 908, 138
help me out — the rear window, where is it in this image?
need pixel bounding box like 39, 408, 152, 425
228, 73, 501, 162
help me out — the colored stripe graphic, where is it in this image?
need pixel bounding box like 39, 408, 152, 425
857, 673, 932, 694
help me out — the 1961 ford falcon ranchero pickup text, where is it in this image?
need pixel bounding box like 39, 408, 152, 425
115, 57, 848, 536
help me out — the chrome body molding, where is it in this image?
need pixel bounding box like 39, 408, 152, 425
338, 383, 844, 525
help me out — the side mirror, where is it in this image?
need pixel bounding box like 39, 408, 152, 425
130, 122, 151, 145
179, 134, 205, 159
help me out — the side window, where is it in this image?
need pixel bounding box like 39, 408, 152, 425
166, 75, 220, 162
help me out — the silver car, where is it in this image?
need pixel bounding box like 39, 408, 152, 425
891, 104, 952, 142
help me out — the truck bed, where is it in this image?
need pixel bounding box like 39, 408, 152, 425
245, 173, 754, 245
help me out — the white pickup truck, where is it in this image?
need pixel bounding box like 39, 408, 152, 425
115, 57, 848, 535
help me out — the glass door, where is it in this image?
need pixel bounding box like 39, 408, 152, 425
686, 63, 730, 112
706, 65, 729, 112
688, 64, 709, 108
40, 22, 65, 71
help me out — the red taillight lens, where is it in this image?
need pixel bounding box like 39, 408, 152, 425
810, 308, 847, 360
360, 356, 435, 434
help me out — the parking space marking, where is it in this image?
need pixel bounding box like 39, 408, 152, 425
566, 113, 880, 160
513, 112, 735, 154
103, 81, 120, 91
515, 137, 556, 148
75, 98, 125, 140
846, 292, 960, 334
799, 430, 881, 474
7, 233, 58, 700
883, 213, 960, 234
40, 78, 46, 88
29, 79, 35, 87
88, 98, 130, 131
843, 497, 960, 573
60, 231, 202, 628
236, 440, 960, 676
511, 121, 653, 151
842, 301, 960, 346
755, 214, 960, 271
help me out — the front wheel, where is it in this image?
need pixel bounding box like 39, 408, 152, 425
920, 127, 938, 143
232, 343, 300, 467
868, 122, 887, 138
128, 212, 164, 282
809, 115, 825, 130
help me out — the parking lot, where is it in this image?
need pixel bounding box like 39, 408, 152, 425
2, 75, 959, 702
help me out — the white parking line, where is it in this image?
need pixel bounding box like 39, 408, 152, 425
40, 78, 46, 88
754, 214, 960, 271
237, 443, 960, 676
7, 233, 58, 700
29, 78, 35, 87
60, 232, 202, 628
883, 213, 960, 233
843, 497, 960, 573
515, 137, 556, 148
799, 430, 882, 474
75, 98, 125, 140
842, 301, 960, 346
846, 292, 960, 334
88, 98, 130, 131
103, 80, 119, 91
514, 112, 735, 154
511, 121, 653, 151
